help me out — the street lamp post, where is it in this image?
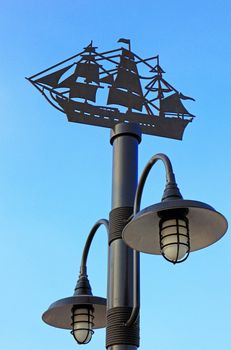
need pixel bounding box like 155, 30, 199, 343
27, 40, 228, 349
107, 123, 141, 350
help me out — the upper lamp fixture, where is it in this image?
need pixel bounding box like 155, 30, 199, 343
122, 153, 228, 264
42, 219, 109, 344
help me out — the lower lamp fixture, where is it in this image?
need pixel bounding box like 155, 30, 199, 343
42, 219, 109, 344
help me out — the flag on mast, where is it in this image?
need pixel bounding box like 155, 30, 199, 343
117, 38, 131, 50
118, 38, 130, 45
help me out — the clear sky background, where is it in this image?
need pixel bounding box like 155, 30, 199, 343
0, 1, 230, 349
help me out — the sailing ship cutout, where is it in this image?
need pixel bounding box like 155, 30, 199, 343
27, 39, 195, 140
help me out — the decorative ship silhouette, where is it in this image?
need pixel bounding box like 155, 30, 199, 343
27, 39, 195, 140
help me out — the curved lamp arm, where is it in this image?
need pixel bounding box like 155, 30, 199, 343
79, 219, 109, 277
134, 153, 176, 215
125, 153, 176, 327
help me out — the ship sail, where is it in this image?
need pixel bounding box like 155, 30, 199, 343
56, 60, 100, 102
113, 69, 142, 95
69, 82, 98, 102
160, 93, 192, 115
100, 74, 114, 85
145, 61, 194, 117
58, 75, 99, 102
108, 87, 143, 110
107, 49, 144, 111
74, 62, 99, 83
34, 64, 73, 87
120, 55, 137, 72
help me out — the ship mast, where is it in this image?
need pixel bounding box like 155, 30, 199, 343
107, 41, 144, 113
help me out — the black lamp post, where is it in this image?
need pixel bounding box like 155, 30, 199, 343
27, 40, 228, 349
41, 129, 228, 346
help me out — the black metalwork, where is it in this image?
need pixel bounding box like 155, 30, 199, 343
106, 307, 139, 348
122, 153, 228, 327
74, 272, 92, 296
42, 295, 106, 329
108, 123, 141, 350
28, 39, 228, 350
79, 219, 109, 276
42, 219, 109, 332
124, 153, 181, 327
123, 199, 228, 254
133, 153, 180, 215
109, 207, 133, 244
27, 40, 195, 140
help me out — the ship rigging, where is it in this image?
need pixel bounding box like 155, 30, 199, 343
27, 40, 195, 140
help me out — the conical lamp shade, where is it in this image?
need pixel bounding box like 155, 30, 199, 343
122, 199, 228, 254
42, 274, 107, 329
42, 295, 107, 329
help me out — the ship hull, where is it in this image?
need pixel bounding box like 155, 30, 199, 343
55, 96, 191, 140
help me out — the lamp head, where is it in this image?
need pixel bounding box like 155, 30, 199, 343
122, 198, 228, 261
42, 274, 107, 342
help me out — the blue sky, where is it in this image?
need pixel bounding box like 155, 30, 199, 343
0, 1, 230, 349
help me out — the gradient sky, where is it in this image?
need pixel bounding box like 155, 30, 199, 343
0, 1, 230, 350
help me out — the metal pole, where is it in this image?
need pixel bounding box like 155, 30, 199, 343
106, 123, 142, 350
